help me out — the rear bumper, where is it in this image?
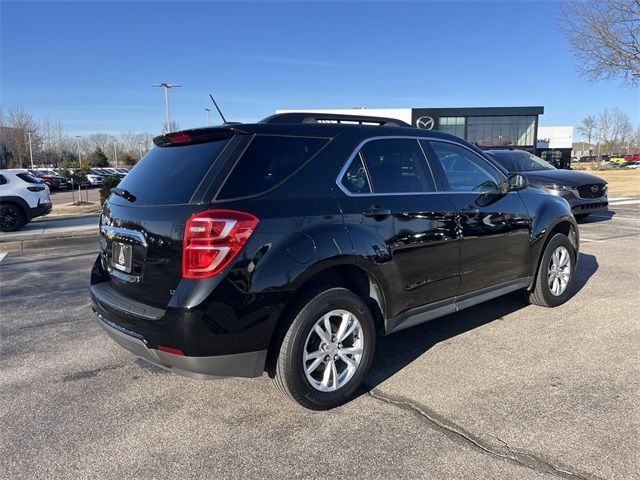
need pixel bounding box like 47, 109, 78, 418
94, 311, 267, 378
28, 201, 52, 220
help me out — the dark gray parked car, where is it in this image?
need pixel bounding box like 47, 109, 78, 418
485, 149, 608, 219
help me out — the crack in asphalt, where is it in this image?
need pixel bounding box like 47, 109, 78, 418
366, 387, 602, 480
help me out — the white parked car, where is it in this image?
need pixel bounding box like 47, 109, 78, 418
86, 173, 104, 186
0, 169, 52, 231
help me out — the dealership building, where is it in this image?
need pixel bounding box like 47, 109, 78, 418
276, 106, 573, 168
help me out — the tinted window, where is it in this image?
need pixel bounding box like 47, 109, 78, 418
0, 175, 7, 185
113, 139, 230, 206
218, 135, 329, 199
17, 173, 44, 184
429, 142, 502, 192
359, 139, 435, 194
341, 155, 371, 194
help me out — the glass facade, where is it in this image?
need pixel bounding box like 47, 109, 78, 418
465, 116, 536, 147
439, 117, 465, 139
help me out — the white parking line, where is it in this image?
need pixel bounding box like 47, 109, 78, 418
609, 199, 640, 206
0, 252, 7, 263
608, 197, 633, 201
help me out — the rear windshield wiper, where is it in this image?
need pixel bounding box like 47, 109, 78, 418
110, 187, 136, 203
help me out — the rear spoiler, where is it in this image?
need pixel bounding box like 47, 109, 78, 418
153, 125, 248, 146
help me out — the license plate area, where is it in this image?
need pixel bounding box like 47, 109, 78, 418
111, 242, 133, 273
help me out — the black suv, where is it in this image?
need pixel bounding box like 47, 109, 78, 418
91, 113, 579, 410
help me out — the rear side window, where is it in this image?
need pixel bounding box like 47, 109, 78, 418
112, 139, 230, 206
217, 135, 329, 199
17, 173, 43, 184
341, 155, 371, 194
0, 175, 7, 185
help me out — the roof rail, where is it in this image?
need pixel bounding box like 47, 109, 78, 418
260, 112, 411, 127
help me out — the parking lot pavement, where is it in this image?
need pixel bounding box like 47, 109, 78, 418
50, 187, 100, 205
1, 205, 638, 479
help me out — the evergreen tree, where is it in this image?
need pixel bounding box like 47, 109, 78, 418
89, 147, 109, 167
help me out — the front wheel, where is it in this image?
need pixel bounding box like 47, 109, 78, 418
271, 288, 376, 410
528, 233, 576, 307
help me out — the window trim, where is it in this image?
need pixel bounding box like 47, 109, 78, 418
336, 136, 440, 197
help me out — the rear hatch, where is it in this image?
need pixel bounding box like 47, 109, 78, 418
99, 132, 239, 308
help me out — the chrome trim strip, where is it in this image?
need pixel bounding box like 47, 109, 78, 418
100, 225, 148, 247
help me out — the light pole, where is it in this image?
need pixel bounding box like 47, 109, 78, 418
75, 135, 82, 167
152, 83, 181, 132
27, 130, 35, 169
204, 108, 211, 126
113, 139, 118, 168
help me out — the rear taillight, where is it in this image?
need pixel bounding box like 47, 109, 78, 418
27, 186, 45, 192
182, 209, 259, 279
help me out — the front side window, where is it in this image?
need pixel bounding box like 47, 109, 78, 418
428, 141, 502, 192
358, 139, 435, 194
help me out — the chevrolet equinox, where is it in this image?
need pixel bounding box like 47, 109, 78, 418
91, 113, 579, 410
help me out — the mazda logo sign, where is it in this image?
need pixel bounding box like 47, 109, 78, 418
416, 116, 435, 130
590, 185, 599, 193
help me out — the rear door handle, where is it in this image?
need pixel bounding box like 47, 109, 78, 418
363, 206, 392, 218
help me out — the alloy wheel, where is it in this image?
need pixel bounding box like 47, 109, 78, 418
303, 309, 364, 392
547, 246, 571, 296
0, 207, 18, 229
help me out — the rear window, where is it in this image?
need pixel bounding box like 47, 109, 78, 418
217, 135, 329, 200
112, 139, 230, 206
17, 173, 44, 184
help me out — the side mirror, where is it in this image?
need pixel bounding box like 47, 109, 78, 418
507, 173, 528, 191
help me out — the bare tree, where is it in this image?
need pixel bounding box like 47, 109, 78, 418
6, 105, 38, 167
577, 114, 597, 144
560, 0, 640, 86
162, 120, 179, 134
597, 107, 635, 154
84, 133, 115, 156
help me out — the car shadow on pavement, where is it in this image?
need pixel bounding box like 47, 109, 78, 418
362, 252, 598, 391
577, 210, 616, 224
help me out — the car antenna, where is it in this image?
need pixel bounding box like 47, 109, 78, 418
209, 93, 229, 124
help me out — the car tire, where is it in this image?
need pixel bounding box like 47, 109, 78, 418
528, 233, 576, 308
0, 203, 27, 232
271, 287, 376, 410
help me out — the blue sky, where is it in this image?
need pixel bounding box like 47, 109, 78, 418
2, 0, 638, 136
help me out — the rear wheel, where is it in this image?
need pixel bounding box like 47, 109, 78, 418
271, 288, 376, 410
528, 233, 576, 307
0, 204, 27, 232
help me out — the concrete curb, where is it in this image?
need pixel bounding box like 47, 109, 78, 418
32, 212, 101, 222
0, 231, 98, 252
